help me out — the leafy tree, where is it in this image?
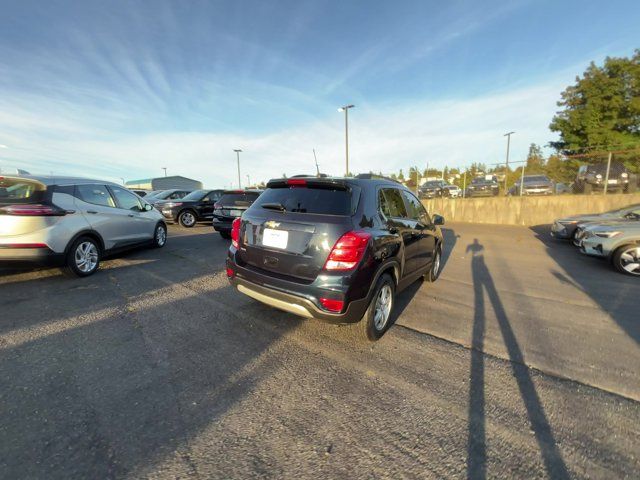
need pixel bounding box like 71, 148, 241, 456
398, 169, 405, 181
525, 143, 546, 173
550, 50, 640, 158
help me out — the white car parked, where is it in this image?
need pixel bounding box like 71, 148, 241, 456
0, 175, 167, 276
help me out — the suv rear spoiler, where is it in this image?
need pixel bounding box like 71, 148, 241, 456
267, 178, 351, 191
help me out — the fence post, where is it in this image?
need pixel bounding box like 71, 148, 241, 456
462, 170, 467, 198
603, 152, 612, 195
519, 164, 526, 196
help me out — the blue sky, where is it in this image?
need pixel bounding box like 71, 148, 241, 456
0, 0, 638, 187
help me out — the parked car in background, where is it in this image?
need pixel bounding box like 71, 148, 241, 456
507, 175, 554, 196
212, 190, 262, 238
572, 216, 640, 247
418, 180, 447, 199
129, 189, 150, 197
0, 175, 167, 277
579, 222, 640, 276
146, 189, 193, 205
573, 162, 637, 194
441, 185, 462, 198
554, 182, 572, 195
466, 175, 499, 197
156, 189, 224, 227
226, 176, 445, 341
551, 203, 640, 240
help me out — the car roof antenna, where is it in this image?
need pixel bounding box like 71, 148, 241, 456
313, 149, 320, 177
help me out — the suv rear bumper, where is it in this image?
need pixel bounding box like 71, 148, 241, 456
226, 257, 370, 324
0, 246, 65, 266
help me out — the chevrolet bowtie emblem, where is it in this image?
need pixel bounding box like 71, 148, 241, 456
265, 221, 280, 228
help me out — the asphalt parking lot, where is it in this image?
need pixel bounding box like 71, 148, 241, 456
1, 222, 638, 479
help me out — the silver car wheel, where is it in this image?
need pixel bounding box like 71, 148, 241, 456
156, 225, 167, 246
180, 212, 195, 227
433, 250, 441, 276
75, 241, 98, 273
373, 284, 393, 331
619, 247, 640, 275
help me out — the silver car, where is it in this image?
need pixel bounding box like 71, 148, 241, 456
579, 222, 640, 276
0, 175, 167, 276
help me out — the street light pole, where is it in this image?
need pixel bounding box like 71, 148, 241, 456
503, 131, 515, 193
162, 167, 167, 177
246, 174, 250, 187
339, 105, 355, 176
234, 149, 242, 189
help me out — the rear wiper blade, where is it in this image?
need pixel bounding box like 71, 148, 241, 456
261, 202, 286, 212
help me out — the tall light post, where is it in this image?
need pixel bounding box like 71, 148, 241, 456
503, 131, 515, 193
162, 167, 167, 177
246, 174, 250, 187
234, 149, 242, 189
338, 105, 355, 176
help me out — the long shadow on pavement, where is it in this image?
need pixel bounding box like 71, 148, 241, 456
466, 238, 570, 480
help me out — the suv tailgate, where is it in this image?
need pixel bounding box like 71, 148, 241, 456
237, 180, 360, 282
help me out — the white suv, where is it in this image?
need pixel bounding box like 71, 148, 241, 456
0, 175, 167, 276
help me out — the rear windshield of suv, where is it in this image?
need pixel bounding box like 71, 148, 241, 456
254, 186, 358, 215
0, 177, 46, 204
220, 192, 261, 207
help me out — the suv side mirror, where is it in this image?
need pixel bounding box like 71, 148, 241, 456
433, 214, 445, 226
143, 203, 153, 212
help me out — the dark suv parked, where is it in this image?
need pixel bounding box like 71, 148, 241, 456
213, 190, 262, 238
156, 189, 224, 227
226, 176, 444, 341
466, 176, 500, 197
574, 162, 637, 194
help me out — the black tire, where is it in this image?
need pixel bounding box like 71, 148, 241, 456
152, 223, 167, 248
63, 236, 101, 277
178, 210, 197, 228
583, 183, 593, 195
612, 244, 640, 276
219, 231, 231, 239
356, 274, 395, 341
425, 245, 442, 282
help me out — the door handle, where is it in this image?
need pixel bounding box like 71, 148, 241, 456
87, 210, 98, 214
128, 214, 135, 217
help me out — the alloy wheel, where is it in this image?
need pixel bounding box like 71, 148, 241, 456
619, 247, 640, 275
373, 284, 393, 331
75, 241, 98, 273
181, 212, 195, 227
156, 225, 167, 246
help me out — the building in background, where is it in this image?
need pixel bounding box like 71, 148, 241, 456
125, 175, 203, 191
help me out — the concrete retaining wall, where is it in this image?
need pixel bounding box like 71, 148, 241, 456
422, 193, 640, 226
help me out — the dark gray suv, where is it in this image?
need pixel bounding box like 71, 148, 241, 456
226, 175, 444, 341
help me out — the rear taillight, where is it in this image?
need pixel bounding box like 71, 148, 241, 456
231, 218, 241, 248
287, 179, 307, 187
0, 204, 64, 216
324, 231, 371, 271
319, 297, 344, 313
0, 243, 49, 249
226, 267, 235, 278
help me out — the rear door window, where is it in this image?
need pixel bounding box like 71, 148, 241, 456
221, 192, 261, 207
379, 188, 407, 218
253, 188, 356, 215
76, 184, 116, 208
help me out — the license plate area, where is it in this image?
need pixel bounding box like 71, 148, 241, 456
262, 228, 288, 249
